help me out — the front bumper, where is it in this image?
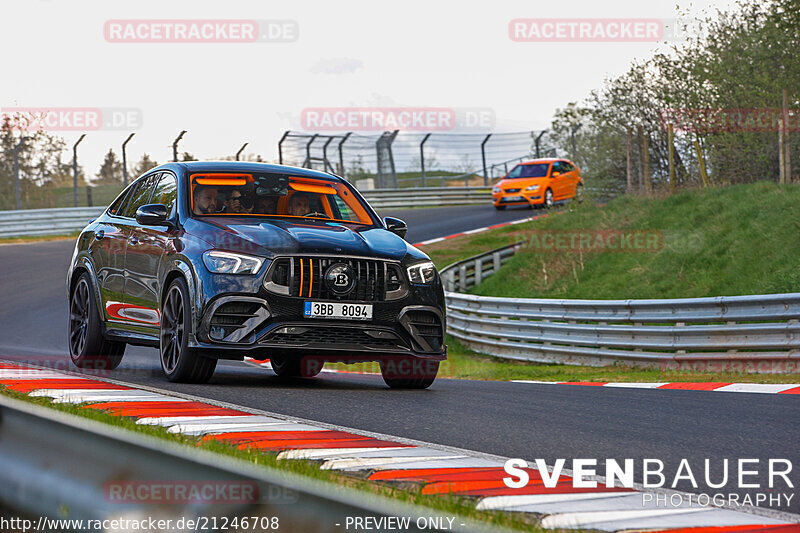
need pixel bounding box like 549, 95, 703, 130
492, 193, 543, 206
192, 293, 447, 362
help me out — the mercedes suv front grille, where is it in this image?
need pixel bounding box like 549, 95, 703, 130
265, 257, 406, 301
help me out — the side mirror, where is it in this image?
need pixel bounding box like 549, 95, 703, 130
384, 217, 407, 239
136, 204, 170, 226
551, 171, 561, 177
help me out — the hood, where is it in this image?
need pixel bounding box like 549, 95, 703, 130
189, 217, 415, 261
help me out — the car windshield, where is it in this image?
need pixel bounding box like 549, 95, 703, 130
507, 163, 550, 179
189, 173, 375, 225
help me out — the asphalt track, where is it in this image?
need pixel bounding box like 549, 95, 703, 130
0, 203, 798, 516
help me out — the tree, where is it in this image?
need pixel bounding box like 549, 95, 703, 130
95, 148, 123, 185
129, 153, 158, 181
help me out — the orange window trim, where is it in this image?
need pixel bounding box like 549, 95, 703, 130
290, 182, 337, 195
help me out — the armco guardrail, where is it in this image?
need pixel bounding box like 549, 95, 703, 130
0, 187, 493, 238
0, 394, 489, 532
440, 244, 800, 372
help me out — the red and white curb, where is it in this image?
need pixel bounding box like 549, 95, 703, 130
244, 361, 800, 395
512, 381, 800, 395
412, 214, 546, 247
1, 361, 798, 532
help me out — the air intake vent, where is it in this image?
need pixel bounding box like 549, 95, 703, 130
401, 310, 444, 352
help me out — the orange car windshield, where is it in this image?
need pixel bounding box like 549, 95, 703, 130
507, 163, 549, 178
189, 173, 374, 225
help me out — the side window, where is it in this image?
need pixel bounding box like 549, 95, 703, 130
331, 195, 357, 222
151, 173, 178, 215
121, 174, 159, 218
563, 162, 575, 172
108, 184, 134, 216
551, 162, 564, 175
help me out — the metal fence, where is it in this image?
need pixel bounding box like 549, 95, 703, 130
440, 244, 800, 372
278, 131, 554, 188
0, 187, 494, 238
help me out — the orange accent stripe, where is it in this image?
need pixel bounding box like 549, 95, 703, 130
308, 259, 314, 297
193, 178, 247, 186
299, 259, 304, 296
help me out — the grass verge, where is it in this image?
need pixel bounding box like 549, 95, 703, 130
0, 385, 545, 532
416, 183, 800, 384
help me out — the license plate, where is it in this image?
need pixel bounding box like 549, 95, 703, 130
504, 196, 524, 202
304, 301, 373, 320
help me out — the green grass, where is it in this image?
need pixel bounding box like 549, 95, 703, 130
428, 182, 800, 299
0, 231, 79, 244
0, 385, 544, 532
418, 183, 800, 383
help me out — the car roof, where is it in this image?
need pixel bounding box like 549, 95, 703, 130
154, 161, 343, 182
520, 158, 562, 164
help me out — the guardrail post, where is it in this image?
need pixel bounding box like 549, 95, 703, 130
420, 133, 431, 187
278, 131, 290, 165
459, 264, 467, 292
338, 132, 352, 178
172, 130, 186, 162
121, 133, 135, 187
72, 134, 86, 208
447, 270, 455, 292
474, 258, 483, 285
13, 137, 29, 210
534, 130, 546, 159
235, 142, 249, 161
493, 251, 501, 273
303, 134, 318, 168
480, 134, 492, 186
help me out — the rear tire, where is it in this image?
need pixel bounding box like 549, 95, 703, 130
69, 273, 125, 371
380, 357, 439, 389
494, 205, 506, 210
271, 356, 323, 378
160, 277, 217, 383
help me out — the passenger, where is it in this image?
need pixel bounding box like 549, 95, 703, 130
288, 192, 312, 216
225, 187, 252, 214
192, 185, 219, 215
254, 195, 278, 215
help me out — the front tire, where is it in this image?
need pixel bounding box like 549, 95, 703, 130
69, 273, 125, 371
380, 357, 439, 389
160, 277, 217, 383
544, 188, 554, 209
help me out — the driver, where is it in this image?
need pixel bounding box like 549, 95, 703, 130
288, 192, 312, 216
192, 185, 219, 215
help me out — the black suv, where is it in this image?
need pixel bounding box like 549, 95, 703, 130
67, 162, 446, 388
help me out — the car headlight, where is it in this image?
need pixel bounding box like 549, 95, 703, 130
492, 186, 501, 194
202, 251, 264, 274
525, 184, 540, 191
407, 261, 437, 284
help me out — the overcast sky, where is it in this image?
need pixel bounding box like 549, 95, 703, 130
2, 0, 739, 177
